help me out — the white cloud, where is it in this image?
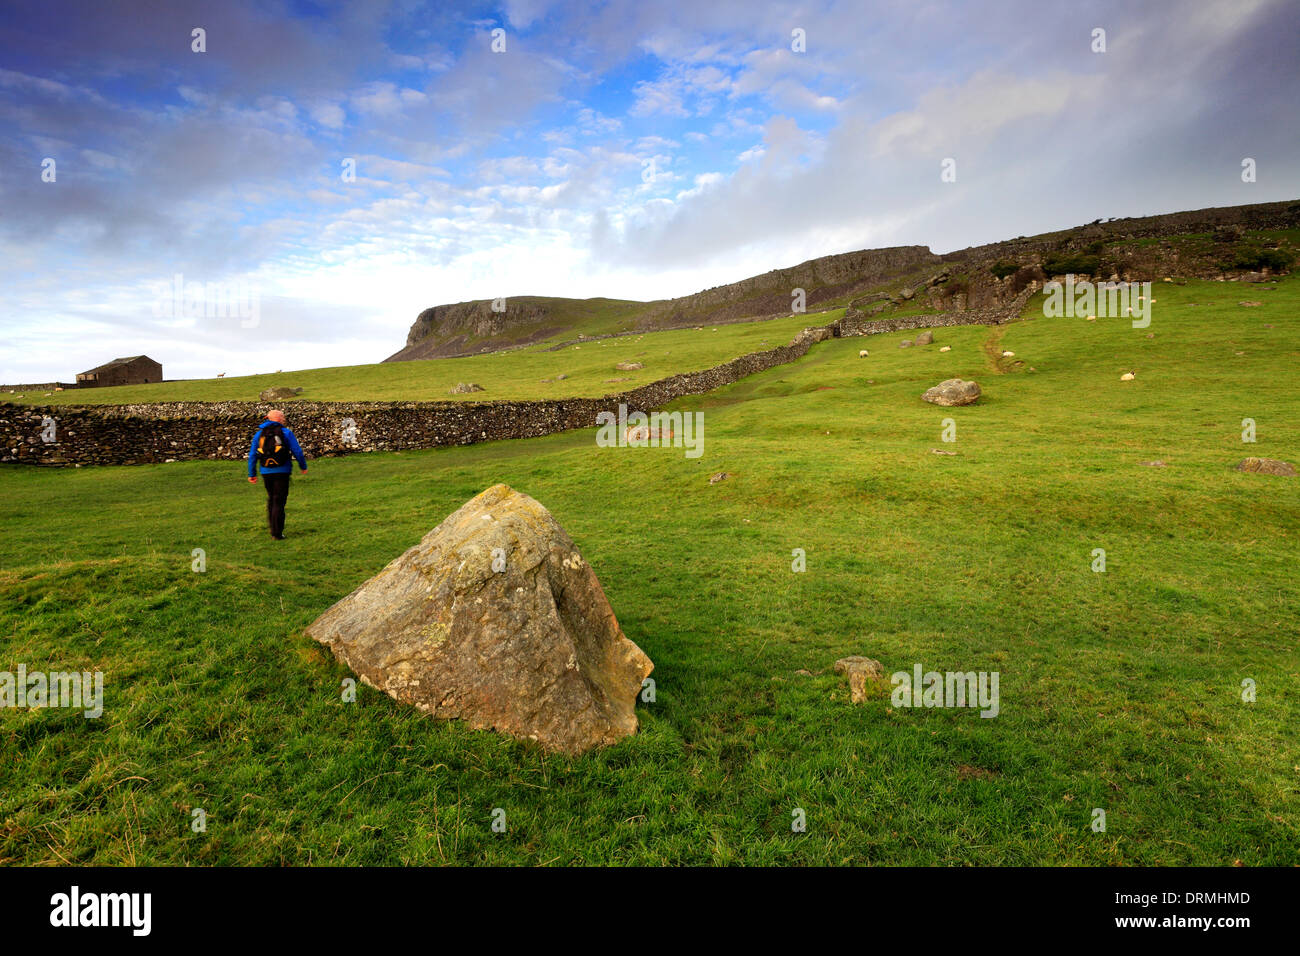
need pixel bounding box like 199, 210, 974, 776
308, 100, 346, 129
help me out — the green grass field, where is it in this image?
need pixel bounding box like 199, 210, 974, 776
4, 314, 817, 407
1, 277, 1297, 865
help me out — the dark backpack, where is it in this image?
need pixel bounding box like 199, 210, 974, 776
256, 423, 287, 468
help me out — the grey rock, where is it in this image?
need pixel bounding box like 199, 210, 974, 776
305, 484, 654, 754
922, 379, 981, 407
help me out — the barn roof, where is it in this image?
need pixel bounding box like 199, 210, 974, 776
79, 355, 159, 375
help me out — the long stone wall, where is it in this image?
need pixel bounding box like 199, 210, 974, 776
1, 335, 819, 467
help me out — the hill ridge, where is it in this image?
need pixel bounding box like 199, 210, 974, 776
388, 199, 1299, 362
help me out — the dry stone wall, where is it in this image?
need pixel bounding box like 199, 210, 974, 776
1, 336, 819, 467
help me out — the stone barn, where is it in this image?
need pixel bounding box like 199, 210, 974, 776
76, 355, 163, 388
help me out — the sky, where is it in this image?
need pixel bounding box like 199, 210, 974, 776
1, 0, 1297, 382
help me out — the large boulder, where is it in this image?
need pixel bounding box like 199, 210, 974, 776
914, 330, 934, 346
259, 386, 302, 401
922, 379, 981, 406
305, 484, 654, 754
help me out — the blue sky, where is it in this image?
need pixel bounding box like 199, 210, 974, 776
1, 0, 1296, 382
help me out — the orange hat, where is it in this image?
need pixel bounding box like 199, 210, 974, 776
266, 409, 286, 423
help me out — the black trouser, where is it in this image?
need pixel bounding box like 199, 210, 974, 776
263, 472, 291, 537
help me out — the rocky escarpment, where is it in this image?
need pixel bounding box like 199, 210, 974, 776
391, 200, 1298, 362
630, 245, 942, 328
391, 246, 941, 362
386, 298, 564, 362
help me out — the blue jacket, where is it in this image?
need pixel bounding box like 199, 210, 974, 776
248, 420, 307, 477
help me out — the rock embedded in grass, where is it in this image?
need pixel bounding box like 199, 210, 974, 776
449, 382, 485, 394
304, 483, 654, 755
834, 656, 885, 704
614, 361, 644, 371
1235, 457, 1296, 477
922, 378, 981, 407
914, 331, 934, 346
259, 386, 303, 401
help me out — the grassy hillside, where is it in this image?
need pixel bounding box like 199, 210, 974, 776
4, 314, 819, 407
1, 277, 1297, 865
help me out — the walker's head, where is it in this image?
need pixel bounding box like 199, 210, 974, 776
266, 409, 286, 423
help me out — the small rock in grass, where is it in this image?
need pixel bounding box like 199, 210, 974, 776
1140, 460, 1167, 467
834, 656, 885, 704
708, 472, 731, 484
1235, 457, 1296, 477
1239, 301, 1262, 307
